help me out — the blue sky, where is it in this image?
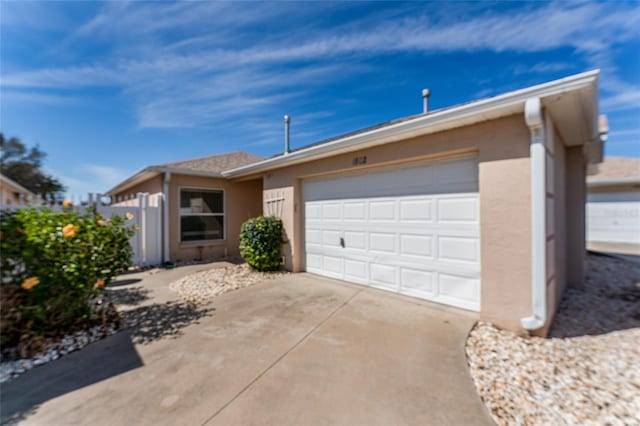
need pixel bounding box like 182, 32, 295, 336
1, 1, 639, 197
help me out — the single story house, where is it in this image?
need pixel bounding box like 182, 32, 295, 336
0, 173, 35, 206
108, 70, 606, 335
586, 156, 640, 252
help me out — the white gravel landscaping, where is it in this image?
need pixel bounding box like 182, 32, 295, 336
168, 263, 288, 304
0, 324, 118, 384
466, 253, 640, 426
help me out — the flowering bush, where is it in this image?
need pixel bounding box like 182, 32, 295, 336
239, 216, 286, 271
0, 205, 136, 353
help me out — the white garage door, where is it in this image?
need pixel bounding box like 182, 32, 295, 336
304, 157, 480, 311
587, 191, 640, 244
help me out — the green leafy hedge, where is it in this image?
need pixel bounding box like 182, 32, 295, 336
0, 206, 136, 351
239, 216, 285, 271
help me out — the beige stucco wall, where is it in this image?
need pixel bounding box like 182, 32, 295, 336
111, 175, 163, 202
262, 114, 534, 332
168, 174, 263, 262
566, 147, 587, 290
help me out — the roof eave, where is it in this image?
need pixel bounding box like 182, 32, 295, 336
105, 168, 160, 196
587, 177, 640, 188
222, 70, 600, 178
105, 166, 225, 196
0, 174, 35, 196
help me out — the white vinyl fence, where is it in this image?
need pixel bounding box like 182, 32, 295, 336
2, 192, 164, 267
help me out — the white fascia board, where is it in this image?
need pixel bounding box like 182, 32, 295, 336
106, 167, 224, 196
149, 166, 223, 178
223, 70, 599, 177
105, 168, 159, 196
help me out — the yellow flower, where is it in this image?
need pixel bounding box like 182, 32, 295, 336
62, 200, 73, 207
21, 277, 39, 290
125, 212, 134, 220
135, 225, 141, 232
62, 224, 79, 238
97, 220, 105, 226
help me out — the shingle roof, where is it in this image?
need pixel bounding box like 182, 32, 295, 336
588, 157, 640, 182
160, 151, 263, 174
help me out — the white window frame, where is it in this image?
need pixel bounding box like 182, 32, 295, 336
178, 187, 226, 243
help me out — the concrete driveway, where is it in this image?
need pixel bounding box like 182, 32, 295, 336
2, 271, 493, 426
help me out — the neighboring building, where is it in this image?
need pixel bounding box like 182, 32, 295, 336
109, 70, 605, 335
0, 173, 35, 206
587, 156, 640, 251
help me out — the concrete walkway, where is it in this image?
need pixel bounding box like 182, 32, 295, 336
1, 270, 493, 426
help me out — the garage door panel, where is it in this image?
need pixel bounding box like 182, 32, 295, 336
344, 231, 366, 250
438, 273, 480, 311
343, 202, 367, 220
438, 236, 480, 263
305, 229, 322, 245
322, 230, 342, 246
305, 203, 322, 219
399, 199, 433, 221
400, 268, 435, 295
322, 203, 341, 220
322, 256, 343, 276
370, 264, 397, 289
369, 232, 396, 253
304, 157, 480, 312
400, 234, 433, 258
437, 197, 479, 223
369, 201, 396, 221
306, 253, 323, 271
344, 259, 368, 283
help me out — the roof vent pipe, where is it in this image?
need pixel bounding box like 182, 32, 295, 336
284, 115, 291, 154
422, 89, 431, 113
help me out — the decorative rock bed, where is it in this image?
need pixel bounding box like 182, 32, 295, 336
0, 324, 118, 383
168, 263, 288, 304
466, 253, 640, 425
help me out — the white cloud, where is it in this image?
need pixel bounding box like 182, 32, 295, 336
2, 1, 639, 132
56, 164, 131, 196
513, 62, 574, 75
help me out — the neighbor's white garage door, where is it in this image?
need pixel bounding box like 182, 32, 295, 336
587, 191, 640, 244
304, 157, 480, 311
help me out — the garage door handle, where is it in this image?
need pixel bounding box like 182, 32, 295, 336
340, 237, 345, 248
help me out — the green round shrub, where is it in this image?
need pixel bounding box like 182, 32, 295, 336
239, 216, 285, 271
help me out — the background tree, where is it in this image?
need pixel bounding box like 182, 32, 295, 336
0, 133, 65, 202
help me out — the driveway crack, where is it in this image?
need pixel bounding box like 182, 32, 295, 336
201, 287, 364, 425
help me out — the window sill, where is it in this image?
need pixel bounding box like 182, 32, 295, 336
179, 240, 227, 247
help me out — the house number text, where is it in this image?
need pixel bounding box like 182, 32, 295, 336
353, 155, 367, 166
